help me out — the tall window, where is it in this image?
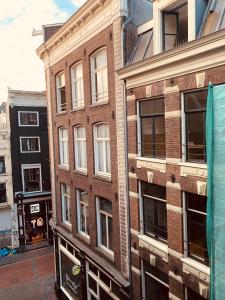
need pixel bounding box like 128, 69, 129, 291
0, 183, 6, 204
74, 126, 87, 172
61, 183, 71, 225
94, 123, 111, 176
184, 90, 207, 162
76, 189, 89, 237
20, 137, 40, 153
56, 72, 66, 112
59, 128, 69, 167
91, 48, 108, 104
22, 164, 42, 193
142, 182, 167, 241
71, 62, 84, 109
96, 197, 113, 253
186, 193, 208, 264
0, 157, 5, 174
18, 111, 39, 126
144, 262, 169, 300
140, 98, 165, 158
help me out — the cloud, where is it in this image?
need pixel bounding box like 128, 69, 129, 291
70, 0, 87, 8
0, 1, 68, 101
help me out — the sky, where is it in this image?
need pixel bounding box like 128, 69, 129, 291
0, 0, 86, 101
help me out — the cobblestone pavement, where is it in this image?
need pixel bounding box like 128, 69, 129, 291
0, 248, 58, 300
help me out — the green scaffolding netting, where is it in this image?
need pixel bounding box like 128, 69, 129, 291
206, 83, 225, 300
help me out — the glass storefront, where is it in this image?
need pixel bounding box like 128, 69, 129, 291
59, 241, 82, 300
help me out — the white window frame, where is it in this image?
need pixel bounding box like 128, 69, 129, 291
96, 197, 114, 257
61, 183, 71, 226
93, 123, 111, 178
56, 72, 66, 113
74, 126, 87, 173
91, 48, 108, 104
58, 238, 81, 300
71, 62, 84, 109
76, 189, 89, 238
21, 163, 42, 193
86, 261, 119, 300
20, 136, 41, 153
59, 127, 69, 168
18, 111, 39, 127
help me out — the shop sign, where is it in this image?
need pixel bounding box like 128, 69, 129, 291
30, 204, 40, 214
72, 265, 81, 276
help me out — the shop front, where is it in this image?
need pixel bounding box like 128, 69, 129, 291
55, 235, 129, 300
16, 194, 52, 247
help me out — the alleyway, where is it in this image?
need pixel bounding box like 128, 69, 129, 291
0, 247, 57, 300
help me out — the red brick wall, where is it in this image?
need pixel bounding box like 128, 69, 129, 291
50, 25, 123, 272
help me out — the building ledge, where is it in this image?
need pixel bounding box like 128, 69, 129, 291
136, 157, 166, 173
181, 257, 210, 283
138, 234, 168, 262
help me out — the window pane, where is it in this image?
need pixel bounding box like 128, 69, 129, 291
188, 211, 208, 262
99, 287, 113, 300
0, 183, 6, 203
100, 198, 112, 213
143, 196, 155, 236
155, 116, 165, 158
60, 251, 82, 299
108, 216, 113, 250
187, 193, 206, 213
97, 124, 109, 138
145, 263, 169, 300
0, 157, 5, 174
141, 118, 154, 157
140, 99, 164, 116
100, 214, 107, 247
187, 288, 205, 300
164, 14, 178, 35
185, 91, 207, 111
20, 112, 38, 126
88, 275, 97, 294
186, 112, 206, 162
156, 200, 167, 240
142, 183, 166, 200
24, 167, 41, 192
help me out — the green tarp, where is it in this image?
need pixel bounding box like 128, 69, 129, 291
206, 83, 225, 300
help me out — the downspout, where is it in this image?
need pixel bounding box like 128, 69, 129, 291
121, 1, 135, 298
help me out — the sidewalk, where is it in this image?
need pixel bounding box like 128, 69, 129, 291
0, 245, 53, 266
0, 247, 57, 300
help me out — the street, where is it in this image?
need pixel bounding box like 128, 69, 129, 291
0, 247, 57, 300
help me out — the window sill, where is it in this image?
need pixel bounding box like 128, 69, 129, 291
93, 174, 111, 182
179, 162, 207, 169
58, 165, 70, 172
56, 111, 67, 116
181, 257, 210, 280
60, 222, 72, 232
71, 106, 85, 112
90, 100, 109, 108
96, 245, 114, 262
73, 169, 87, 176
0, 204, 11, 211
0, 173, 7, 176
77, 232, 90, 245
136, 157, 166, 164
138, 234, 168, 262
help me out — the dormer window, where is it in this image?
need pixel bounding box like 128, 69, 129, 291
162, 1, 188, 51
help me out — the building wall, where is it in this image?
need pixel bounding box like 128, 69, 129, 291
50, 23, 125, 274
9, 105, 50, 193
0, 104, 18, 248
125, 64, 225, 299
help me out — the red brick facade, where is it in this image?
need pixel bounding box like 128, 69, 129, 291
127, 64, 225, 300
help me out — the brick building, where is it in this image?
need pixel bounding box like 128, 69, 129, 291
118, 1, 225, 300
36, 0, 144, 298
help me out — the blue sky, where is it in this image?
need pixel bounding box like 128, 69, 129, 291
0, 0, 86, 100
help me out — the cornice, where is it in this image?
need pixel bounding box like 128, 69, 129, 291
37, 0, 127, 60
118, 29, 225, 84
